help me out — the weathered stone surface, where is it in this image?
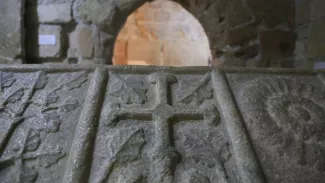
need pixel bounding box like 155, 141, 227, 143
0, 0, 25, 63
226, 0, 253, 28
294, 40, 307, 61
0, 65, 262, 182
2, 65, 325, 183
37, 25, 63, 58
227, 71, 325, 182
226, 24, 257, 46
0, 67, 92, 182
90, 71, 241, 183
259, 30, 297, 61
93, 27, 116, 64
311, 0, 325, 20
37, 3, 72, 23
73, 0, 117, 25
27, 0, 74, 5
308, 18, 325, 59
68, 24, 94, 59
295, 0, 311, 26
246, 0, 294, 27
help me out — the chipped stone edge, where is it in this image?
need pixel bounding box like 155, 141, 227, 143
63, 67, 108, 183
0, 64, 323, 74
212, 69, 266, 183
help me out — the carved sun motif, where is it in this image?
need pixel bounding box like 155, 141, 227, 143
263, 79, 325, 141
243, 78, 325, 171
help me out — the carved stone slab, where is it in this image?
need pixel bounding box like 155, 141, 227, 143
90, 71, 242, 183
227, 70, 325, 182
0, 67, 92, 182
0, 65, 324, 183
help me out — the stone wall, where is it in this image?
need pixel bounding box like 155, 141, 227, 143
0, 0, 25, 64
176, 0, 296, 67
2, 0, 299, 67
295, 0, 325, 69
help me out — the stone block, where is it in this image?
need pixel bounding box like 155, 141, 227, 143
27, 0, 74, 5
259, 30, 297, 60
227, 72, 325, 182
295, 0, 311, 26
246, 0, 293, 27
37, 3, 72, 23
307, 42, 325, 59
38, 25, 62, 58
234, 44, 259, 59
296, 24, 311, 40
294, 40, 307, 61
308, 18, 325, 59
93, 27, 115, 63
226, 0, 252, 28
0, 0, 24, 62
68, 24, 94, 59
0, 68, 92, 182
73, 0, 116, 25
226, 24, 257, 46
309, 18, 325, 44
311, 0, 325, 20
127, 39, 162, 65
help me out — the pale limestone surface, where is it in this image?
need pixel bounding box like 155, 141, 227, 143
0, 65, 324, 183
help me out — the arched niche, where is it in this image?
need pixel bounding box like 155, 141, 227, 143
113, 0, 212, 66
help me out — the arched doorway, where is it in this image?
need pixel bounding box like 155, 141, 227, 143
113, 0, 212, 66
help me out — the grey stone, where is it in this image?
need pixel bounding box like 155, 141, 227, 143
295, 0, 311, 26
294, 40, 307, 61
311, 0, 325, 20
0, 67, 91, 182
37, 3, 72, 23
0, 0, 25, 63
227, 70, 325, 182
259, 30, 297, 61
1, 65, 325, 182
93, 26, 115, 64
27, 0, 74, 5
115, 0, 148, 14
68, 24, 94, 59
73, 0, 117, 25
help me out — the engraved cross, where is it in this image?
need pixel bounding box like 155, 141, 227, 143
106, 72, 218, 182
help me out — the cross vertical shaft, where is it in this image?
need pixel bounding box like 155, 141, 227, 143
149, 73, 179, 183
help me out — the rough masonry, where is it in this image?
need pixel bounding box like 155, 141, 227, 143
0, 65, 325, 182
0, 0, 25, 64
19, 0, 297, 66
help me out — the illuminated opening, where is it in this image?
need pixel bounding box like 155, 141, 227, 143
113, 0, 212, 66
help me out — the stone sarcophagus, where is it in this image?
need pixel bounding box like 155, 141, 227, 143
0, 65, 324, 183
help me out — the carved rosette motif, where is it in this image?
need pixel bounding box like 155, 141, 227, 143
0, 71, 89, 182
90, 72, 233, 183
242, 78, 325, 171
